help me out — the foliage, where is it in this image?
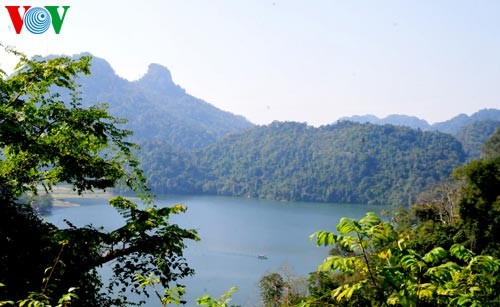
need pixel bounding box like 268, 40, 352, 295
259, 273, 285, 307
303, 212, 500, 307
395, 179, 465, 253
259, 270, 309, 307
482, 126, 500, 159
0, 45, 197, 306
306, 271, 372, 306
2, 287, 78, 307
196, 287, 238, 307
0, 45, 148, 200
453, 156, 500, 256
134, 273, 186, 306
141, 121, 466, 206
412, 179, 462, 225
454, 119, 500, 160
139, 141, 204, 194
395, 144, 500, 257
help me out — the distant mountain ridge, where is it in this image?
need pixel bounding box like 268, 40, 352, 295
69, 53, 499, 155
72, 54, 254, 150
340, 109, 500, 134
341, 114, 432, 131
433, 109, 500, 134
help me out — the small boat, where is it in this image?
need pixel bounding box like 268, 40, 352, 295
258, 255, 268, 260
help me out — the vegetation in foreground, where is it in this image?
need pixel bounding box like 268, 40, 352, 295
0, 45, 198, 306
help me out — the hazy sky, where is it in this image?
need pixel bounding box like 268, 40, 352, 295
1, 0, 499, 126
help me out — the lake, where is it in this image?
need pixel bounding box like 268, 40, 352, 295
46, 195, 388, 306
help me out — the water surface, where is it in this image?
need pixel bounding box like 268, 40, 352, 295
47, 195, 388, 306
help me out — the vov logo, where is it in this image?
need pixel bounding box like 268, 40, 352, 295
5, 6, 70, 34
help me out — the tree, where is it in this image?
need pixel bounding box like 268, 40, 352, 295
482, 127, 500, 159
413, 179, 462, 225
454, 157, 500, 256
0, 45, 197, 306
304, 212, 500, 307
259, 273, 286, 307
196, 287, 239, 307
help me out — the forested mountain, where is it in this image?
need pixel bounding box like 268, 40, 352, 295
59, 54, 496, 205
455, 120, 500, 160
141, 121, 466, 206
73, 55, 253, 150
432, 109, 500, 134
341, 109, 500, 160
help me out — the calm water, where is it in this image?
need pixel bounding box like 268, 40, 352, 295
46, 195, 388, 306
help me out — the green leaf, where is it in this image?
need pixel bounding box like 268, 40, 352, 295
311, 230, 337, 246
423, 247, 447, 264
450, 244, 474, 262
337, 217, 360, 234
468, 255, 498, 273
359, 212, 381, 228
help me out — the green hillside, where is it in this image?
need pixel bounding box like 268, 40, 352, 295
75, 56, 253, 150
142, 121, 466, 205
454, 119, 500, 160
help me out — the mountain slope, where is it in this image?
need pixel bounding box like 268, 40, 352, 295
341, 109, 500, 160
432, 109, 500, 134
454, 119, 500, 160
142, 121, 466, 206
74, 55, 253, 150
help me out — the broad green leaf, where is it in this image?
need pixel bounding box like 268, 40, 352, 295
423, 247, 447, 264
450, 244, 474, 262
337, 217, 360, 234
359, 212, 381, 228
468, 255, 498, 273
311, 230, 337, 246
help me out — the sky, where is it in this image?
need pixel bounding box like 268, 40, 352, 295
1, 0, 499, 126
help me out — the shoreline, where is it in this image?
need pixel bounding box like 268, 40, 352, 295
49, 186, 114, 207
49, 186, 140, 207
52, 199, 81, 207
